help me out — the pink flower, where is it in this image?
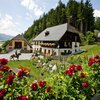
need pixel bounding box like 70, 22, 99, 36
82, 82, 89, 88
31, 83, 38, 91
17, 96, 28, 100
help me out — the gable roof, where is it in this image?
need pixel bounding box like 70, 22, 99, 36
9, 34, 32, 48
33, 23, 79, 41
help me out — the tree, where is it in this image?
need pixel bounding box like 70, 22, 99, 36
95, 17, 100, 30
66, 0, 79, 27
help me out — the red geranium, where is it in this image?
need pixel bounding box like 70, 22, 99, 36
69, 65, 76, 72
88, 58, 95, 66
64, 69, 73, 76
6, 74, 15, 85
0, 58, 8, 66
0, 75, 2, 78
38, 80, 46, 88
76, 65, 82, 71
0, 89, 6, 100
82, 82, 89, 88
46, 86, 51, 93
31, 83, 38, 91
17, 69, 26, 78
0, 66, 10, 72
17, 96, 28, 100
94, 55, 100, 63
80, 72, 86, 78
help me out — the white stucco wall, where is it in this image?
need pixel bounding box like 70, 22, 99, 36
32, 45, 41, 51
32, 41, 80, 56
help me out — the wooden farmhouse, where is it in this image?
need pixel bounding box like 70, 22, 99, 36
32, 23, 81, 56
6, 34, 32, 53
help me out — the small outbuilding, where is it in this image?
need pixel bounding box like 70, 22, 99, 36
6, 34, 32, 53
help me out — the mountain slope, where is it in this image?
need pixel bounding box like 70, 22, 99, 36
0, 33, 13, 41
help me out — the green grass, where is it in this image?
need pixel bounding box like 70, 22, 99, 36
7, 44, 100, 82
77, 44, 100, 56
7, 60, 49, 82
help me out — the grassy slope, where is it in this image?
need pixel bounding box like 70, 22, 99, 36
79, 44, 100, 56
0, 41, 4, 47
7, 44, 100, 81
7, 60, 48, 81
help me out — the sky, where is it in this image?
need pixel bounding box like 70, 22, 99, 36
0, 0, 100, 36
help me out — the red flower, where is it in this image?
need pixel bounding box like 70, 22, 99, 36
38, 80, 46, 88
46, 86, 51, 92
64, 69, 73, 76
0, 75, 2, 78
80, 72, 85, 78
18, 69, 26, 78
94, 55, 100, 63
0, 58, 8, 66
76, 65, 82, 71
31, 83, 38, 91
6, 74, 15, 85
88, 58, 95, 66
17, 96, 28, 100
0, 89, 6, 100
88, 61, 94, 66
82, 82, 89, 88
69, 65, 76, 72
0, 66, 10, 72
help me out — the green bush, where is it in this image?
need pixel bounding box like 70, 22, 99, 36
85, 31, 95, 45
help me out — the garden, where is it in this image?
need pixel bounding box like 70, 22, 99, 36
0, 52, 100, 100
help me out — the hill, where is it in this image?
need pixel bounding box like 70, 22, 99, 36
23, 0, 94, 42
0, 33, 13, 41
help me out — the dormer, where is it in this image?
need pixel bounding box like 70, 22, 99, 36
45, 31, 50, 36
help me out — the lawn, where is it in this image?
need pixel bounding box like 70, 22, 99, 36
7, 44, 100, 81
7, 60, 49, 82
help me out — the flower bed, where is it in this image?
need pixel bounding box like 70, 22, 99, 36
0, 55, 100, 100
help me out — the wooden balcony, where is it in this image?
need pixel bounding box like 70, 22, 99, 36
40, 43, 56, 48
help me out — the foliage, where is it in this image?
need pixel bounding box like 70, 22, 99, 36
0, 54, 100, 100
95, 17, 100, 30
2, 40, 10, 52
85, 31, 95, 45
0, 47, 2, 53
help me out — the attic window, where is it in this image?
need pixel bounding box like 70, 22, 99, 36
45, 31, 49, 36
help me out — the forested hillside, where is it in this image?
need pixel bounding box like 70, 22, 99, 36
24, 0, 94, 41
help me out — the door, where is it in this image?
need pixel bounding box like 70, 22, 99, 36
15, 42, 22, 49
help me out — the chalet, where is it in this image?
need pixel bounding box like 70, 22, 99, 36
6, 34, 32, 53
32, 23, 81, 56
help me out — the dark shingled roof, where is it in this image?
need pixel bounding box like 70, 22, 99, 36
33, 23, 79, 41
